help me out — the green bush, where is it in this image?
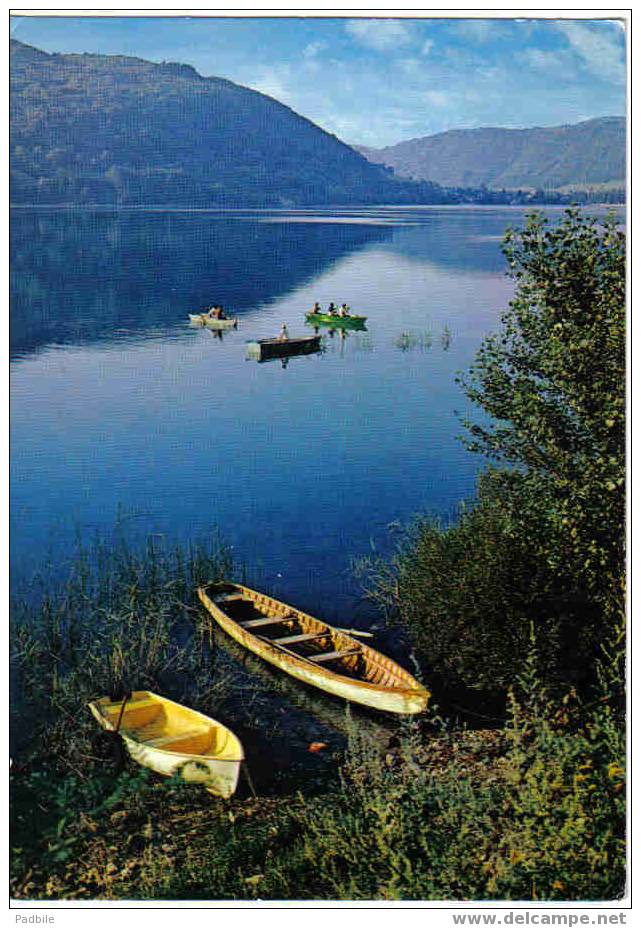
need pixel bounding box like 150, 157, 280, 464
361, 211, 625, 694
11, 533, 233, 774
255, 640, 625, 901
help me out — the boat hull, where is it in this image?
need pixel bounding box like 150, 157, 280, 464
305, 312, 367, 330
246, 335, 322, 361
189, 314, 238, 329
88, 691, 244, 798
198, 584, 429, 714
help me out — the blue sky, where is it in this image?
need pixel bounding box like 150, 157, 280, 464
10, 15, 626, 147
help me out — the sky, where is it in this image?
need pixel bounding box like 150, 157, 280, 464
10, 15, 627, 147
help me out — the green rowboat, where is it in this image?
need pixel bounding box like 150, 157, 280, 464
305, 312, 367, 330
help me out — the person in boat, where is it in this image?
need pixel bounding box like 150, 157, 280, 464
338, 303, 350, 317
327, 302, 337, 315
278, 322, 289, 341
310, 301, 322, 315
207, 306, 220, 319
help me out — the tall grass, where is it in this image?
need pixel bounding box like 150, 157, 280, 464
11, 537, 625, 902
11, 534, 233, 772
12, 633, 625, 901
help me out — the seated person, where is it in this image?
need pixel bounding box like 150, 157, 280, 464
311, 302, 322, 314
338, 303, 350, 317
278, 322, 289, 341
327, 302, 337, 315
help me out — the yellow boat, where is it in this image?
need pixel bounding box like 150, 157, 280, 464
88, 691, 244, 798
198, 583, 429, 715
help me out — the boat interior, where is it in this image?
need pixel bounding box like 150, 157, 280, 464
208, 584, 407, 688
94, 694, 233, 758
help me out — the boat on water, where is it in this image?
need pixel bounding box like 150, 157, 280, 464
305, 311, 367, 330
88, 690, 244, 798
189, 313, 238, 329
198, 583, 430, 715
246, 335, 322, 362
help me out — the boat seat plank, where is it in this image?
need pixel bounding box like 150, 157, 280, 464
272, 631, 330, 645
144, 729, 207, 748
214, 593, 246, 603
241, 614, 295, 629
309, 648, 361, 663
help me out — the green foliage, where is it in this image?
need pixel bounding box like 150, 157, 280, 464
258, 640, 625, 901
369, 210, 625, 691
364, 474, 571, 689
10, 533, 233, 774
12, 646, 625, 901
461, 209, 625, 620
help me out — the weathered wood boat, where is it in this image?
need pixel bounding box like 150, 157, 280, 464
88, 691, 244, 798
305, 312, 367, 330
246, 335, 322, 362
198, 583, 430, 714
189, 313, 238, 329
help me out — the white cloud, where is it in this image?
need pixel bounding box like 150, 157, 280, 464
524, 48, 576, 79
397, 57, 422, 76
454, 20, 496, 43
422, 90, 449, 108
303, 41, 327, 59
345, 19, 414, 52
556, 21, 625, 83
246, 65, 294, 104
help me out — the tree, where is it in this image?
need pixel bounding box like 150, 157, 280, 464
460, 209, 625, 637
379, 210, 625, 692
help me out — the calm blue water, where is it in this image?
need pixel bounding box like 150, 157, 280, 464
11, 206, 541, 620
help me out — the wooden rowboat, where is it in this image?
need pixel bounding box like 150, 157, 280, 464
198, 583, 429, 715
88, 690, 244, 798
305, 312, 367, 330
189, 313, 238, 329
246, 335, 322, 362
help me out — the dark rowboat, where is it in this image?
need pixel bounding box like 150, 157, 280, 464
246, 335, 322, 361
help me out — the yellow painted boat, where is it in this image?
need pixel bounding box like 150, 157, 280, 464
88, 691, 244, 798
198, 583, 429, 715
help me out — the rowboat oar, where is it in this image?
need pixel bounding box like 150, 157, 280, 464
334, 627, 374, 639
91, 691, 131, 771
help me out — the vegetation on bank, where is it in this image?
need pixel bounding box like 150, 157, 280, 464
10, 210, 626, 901
365, 209, 625, 695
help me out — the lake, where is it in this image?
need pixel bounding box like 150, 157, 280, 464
11, 205, 556, 624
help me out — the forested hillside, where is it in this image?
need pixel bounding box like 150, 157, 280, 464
10, 39, 444, 207
358, 117, 625, 194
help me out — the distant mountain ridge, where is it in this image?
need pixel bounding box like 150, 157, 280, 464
9, 39, 444, 207
357, 117, 625, 192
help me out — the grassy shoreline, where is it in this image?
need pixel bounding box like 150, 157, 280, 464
10, 537, 625, 902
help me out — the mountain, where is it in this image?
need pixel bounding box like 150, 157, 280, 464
357, 117, 625, 192
10, 39, 445, 207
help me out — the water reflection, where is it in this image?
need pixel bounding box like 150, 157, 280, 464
204, 625, 405, 794
10, 206, 524, 615
10, 209, 389, 360
13, 206, 556, 361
